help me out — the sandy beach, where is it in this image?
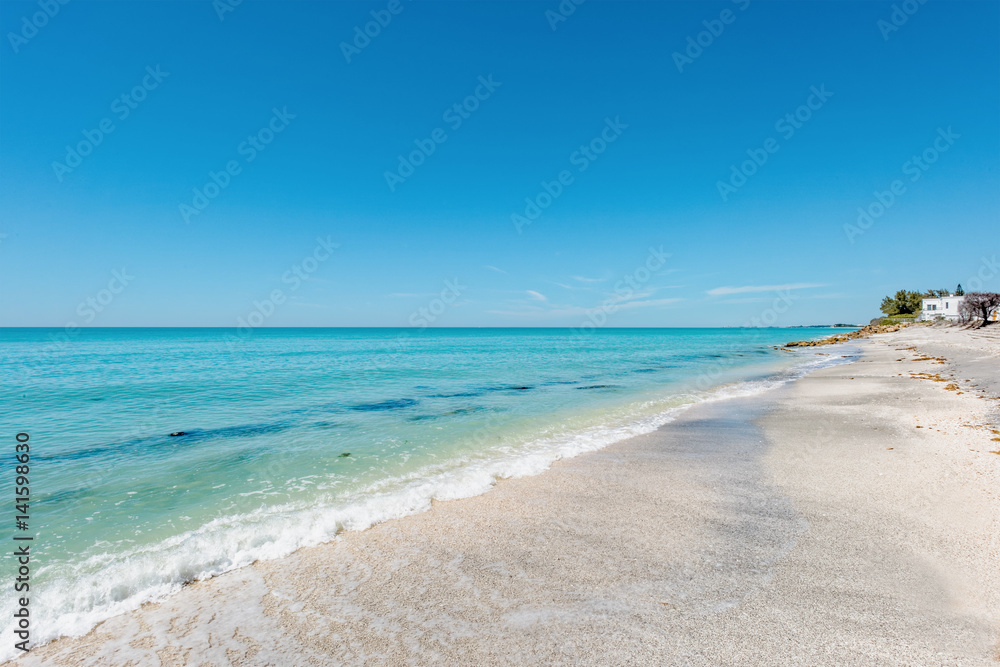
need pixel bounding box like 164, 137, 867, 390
16, 325, 1000, 666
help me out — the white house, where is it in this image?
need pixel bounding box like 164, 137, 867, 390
920, 294, 1000, 322
920, 295, 963, 321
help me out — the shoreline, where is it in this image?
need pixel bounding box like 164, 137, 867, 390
14, 326, 1000, 665
5, 342, 848, 662
2, 329, 846, 661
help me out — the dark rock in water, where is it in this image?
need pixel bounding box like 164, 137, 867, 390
339, 452, 351, 457
444, 406, 485, 416
576, 385, 616, 390
169, 432, 187, 437
350, 398, 418, 412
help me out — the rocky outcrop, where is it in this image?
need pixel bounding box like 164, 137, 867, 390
784, 322, 917, 347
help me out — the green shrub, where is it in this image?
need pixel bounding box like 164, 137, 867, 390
878, 314, 918, 325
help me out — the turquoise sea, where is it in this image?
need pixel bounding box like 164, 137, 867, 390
0, 327, 854, 655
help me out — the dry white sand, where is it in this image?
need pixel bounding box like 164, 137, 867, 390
14, 325, 1000, 666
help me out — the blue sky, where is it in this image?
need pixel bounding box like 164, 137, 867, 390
1, 0, 997, 327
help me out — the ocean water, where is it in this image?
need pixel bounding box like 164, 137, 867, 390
0, 327, 854, 656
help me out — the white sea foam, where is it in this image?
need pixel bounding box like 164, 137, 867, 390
0, 347, 858, 660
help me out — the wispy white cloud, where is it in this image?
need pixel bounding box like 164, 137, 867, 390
715, 296, 775, 304
289, 301, 330, 308
487, 297, 682, 319
526, 290, 547, 302
484, 265, 507, 275
613, 297, 683, 311
572, 275, 605, 283
706, 282, 827, 296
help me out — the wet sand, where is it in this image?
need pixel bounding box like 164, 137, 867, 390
16, 325, 1000, 665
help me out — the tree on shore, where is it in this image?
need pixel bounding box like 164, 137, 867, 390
958, 292, 1000, 326
955, 284, 964, 296
880, 290, 923, 316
